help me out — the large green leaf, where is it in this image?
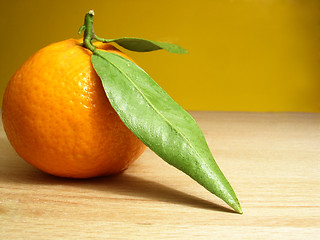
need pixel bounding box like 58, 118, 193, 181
91, 50, 242, 213
95, 37, 188, 54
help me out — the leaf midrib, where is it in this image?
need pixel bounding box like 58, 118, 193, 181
95, 51, 201, 159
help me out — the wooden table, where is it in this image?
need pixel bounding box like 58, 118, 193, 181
1, 111, 319, 239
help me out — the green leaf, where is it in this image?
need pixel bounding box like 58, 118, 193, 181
91, 50, 242, 213
96, 37, 188, 54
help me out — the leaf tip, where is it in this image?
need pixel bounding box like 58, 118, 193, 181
181, 48, 189, 54
234, 203, 243, 214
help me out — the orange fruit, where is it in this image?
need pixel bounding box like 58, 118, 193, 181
2, 39, 146, 178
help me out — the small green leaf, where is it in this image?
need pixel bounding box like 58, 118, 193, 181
91, 50, 242, 213
96, 37, 188, 54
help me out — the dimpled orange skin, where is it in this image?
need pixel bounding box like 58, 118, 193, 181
2, 39, 146, 178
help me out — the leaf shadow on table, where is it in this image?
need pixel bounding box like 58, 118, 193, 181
0, 139, 234, 214
87, 173, 235, 213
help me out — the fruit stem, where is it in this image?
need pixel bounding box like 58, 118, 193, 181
82, 10, 96, 52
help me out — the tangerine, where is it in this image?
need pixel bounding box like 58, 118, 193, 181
2, 39, 146, 178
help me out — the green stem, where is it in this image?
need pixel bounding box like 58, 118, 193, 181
82, 10, 96, 52
94, 35, 111, 43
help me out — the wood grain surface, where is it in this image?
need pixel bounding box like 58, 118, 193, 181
1, 111, 319, 239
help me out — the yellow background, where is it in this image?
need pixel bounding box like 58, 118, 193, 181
1, 0, 319, 112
